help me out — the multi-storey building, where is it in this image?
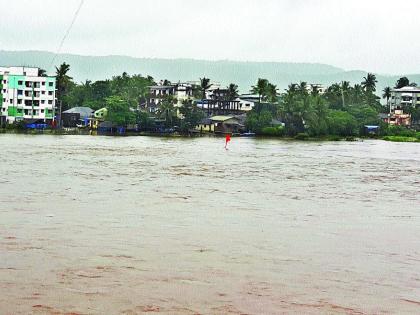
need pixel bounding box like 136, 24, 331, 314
145, 83, 194, 113
0, 66, 56, 125
390, 86, 420, 111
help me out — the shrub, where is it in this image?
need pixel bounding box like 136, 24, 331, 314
294, 132, 309, 140
260, 126, 285, 136
385, 125, 415, 137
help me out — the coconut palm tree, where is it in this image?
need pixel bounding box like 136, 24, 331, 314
341, 81, 351, 107
351, 84, 364, 105
361, 73, 377, 92
199, 77, 211, 100
38, 68, 47, 77
251, 78, 269, 103
395, 77, 409, 89
227, 83, 239, 100
266, 83, 278, 103
55, 62, 73, 113
310, 85, 319, 96
157, 97, 176, 127
286, 83, 298, 94
382, 86, 391, 110
297, 81, 308, 95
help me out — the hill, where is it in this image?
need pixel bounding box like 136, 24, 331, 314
1, 50, 420, 94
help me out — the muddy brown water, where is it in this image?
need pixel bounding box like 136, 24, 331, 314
0, 134, 419, 314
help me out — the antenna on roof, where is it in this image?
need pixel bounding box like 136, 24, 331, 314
49, 0, 84, 72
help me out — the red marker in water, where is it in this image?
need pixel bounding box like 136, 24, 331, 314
225, 134, 231, 149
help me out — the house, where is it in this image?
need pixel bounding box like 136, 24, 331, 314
0, 66, 56, 126
196, 115, 245, 134
196, 117, 215, 133
306, 84, 326, 95
390, 86, 420, 111
62, 106, 93, 127
382, 109, 411, 126
144, 83, 194, 113
89, 107, 108, 129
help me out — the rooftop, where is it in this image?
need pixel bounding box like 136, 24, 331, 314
392, 86, 420, 93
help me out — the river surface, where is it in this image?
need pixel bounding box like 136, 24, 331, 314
0, 134, 419, 314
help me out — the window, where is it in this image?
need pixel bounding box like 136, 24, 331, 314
17, 99, 22, 104
41, 100, 45, 104
42, 82, 45, 86
48, 100, 53, 104
48, 82, 53, 87
41, 91, 45, 95
48, 91, 53, 96
18, 80, 23, 85
41, 109, 44, 113
2, 89, 5, 93
3, 80, 6, 84
9, 99, 13, 104
17, 90, 23, 95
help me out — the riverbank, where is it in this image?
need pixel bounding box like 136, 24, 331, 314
2, 128, 420, 143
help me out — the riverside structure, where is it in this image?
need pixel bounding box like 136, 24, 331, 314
0, 66, 56, 125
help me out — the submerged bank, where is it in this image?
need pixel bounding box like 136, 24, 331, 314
1, 128, 420, 143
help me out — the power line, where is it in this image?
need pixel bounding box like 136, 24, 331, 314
49, 0, 84, 71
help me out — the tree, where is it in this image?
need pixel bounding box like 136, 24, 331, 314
38, 68, 47, 77
199, 77, 211, 99
179, 100, 204, 132
266, 83, 278, 103
226, 83, 239, 100
326, 110, 358, 136
395, 77, 410, 89
361, 73, 378, 92
297, 81, 308, 96
157, 96, 177, 127
310, 85, 320, 96
105, 96, 136, 127
245, 110, 273, 133
55, 62, 73, 111
350, 84, 364, 105
382, 87, 391, 107
341, 81, 351, 107
306, 96, 328, 136
251, 78, 269, 103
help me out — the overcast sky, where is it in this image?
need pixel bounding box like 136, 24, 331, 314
0, 0, 419, 74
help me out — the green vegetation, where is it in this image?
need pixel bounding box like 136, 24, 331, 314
105, 96, 136, 126
49, 62, 419, 140
244, 74, 401, 139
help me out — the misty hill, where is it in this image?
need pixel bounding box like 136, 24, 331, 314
1, 50, 420, 94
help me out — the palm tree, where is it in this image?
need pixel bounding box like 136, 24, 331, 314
395, 77, 409, 89
286, 83, 298, 94
351, 84, 363, 105
251, 78, 269, 103
266, 83, 278, 103
227, 83, 239, 100
341, 81, 351, 107
157, 97, 176, 127
55, 62, 73, 114
310, 85, 319, 96
361, 73, 377, 92
382, 86, 391, 110
199, 77, 211, 100
38, 68, 47, 77
297, 81, 308, 95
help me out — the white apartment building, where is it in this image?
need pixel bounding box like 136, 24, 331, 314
390, 86, 420, 111
0, 66, 56, 125
146, 83, 194, 113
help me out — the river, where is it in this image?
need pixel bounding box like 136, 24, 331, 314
0, 134, 419, 314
